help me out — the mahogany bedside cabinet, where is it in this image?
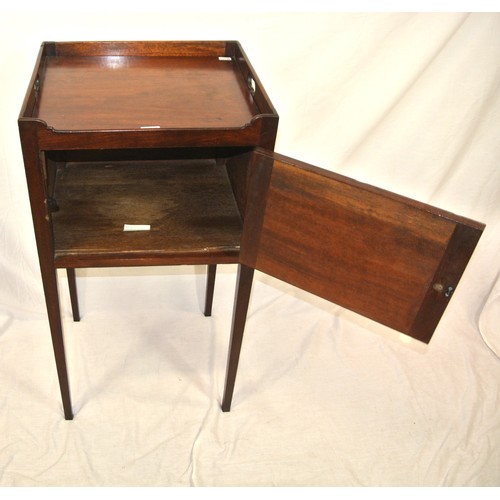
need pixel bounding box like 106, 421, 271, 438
18, 41, 278, 420
18, 41, 484, 419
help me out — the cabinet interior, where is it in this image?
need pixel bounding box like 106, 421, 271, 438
45, 147, 254, 268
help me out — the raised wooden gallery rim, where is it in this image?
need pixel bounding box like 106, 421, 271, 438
20, 41, 278, 135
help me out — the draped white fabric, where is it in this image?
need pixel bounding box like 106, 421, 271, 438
0, 10, 499, 486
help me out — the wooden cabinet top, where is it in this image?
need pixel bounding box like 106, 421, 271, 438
19, 41, 278, 150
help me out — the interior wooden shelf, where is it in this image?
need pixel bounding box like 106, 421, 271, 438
51, 158, 242, 267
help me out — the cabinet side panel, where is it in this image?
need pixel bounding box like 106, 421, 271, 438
251, 157, 478, 340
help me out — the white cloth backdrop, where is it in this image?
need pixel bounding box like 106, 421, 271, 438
0, 8, 499, 486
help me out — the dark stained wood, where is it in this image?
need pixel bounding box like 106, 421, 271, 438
240, 149, 484, 341
20, 41, 278, 151
66, 268, 80, 322
230, 43, 279, 150
34, 123, 272, 151
46, 40, 229, 58
204, 264, 217, 317
222, 264, 255, 412
19, 41, 278, 419
20, 40, 484, 418
225, 150, 254, 218
36, 56, 259, 131
18, 120, 73, 420
52, 159, 242, 268
18, 42, 278, 153
408, 223, 484, 342
221, 150, 484, 411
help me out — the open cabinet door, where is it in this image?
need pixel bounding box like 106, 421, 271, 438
222, 148, 484, 411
